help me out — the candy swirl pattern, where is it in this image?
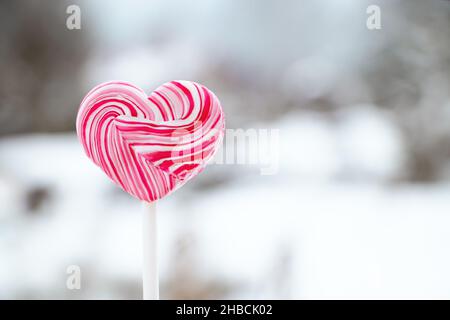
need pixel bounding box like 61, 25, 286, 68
76, 80, 225, 202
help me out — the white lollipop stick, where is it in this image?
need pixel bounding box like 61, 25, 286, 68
142, 201, 159, 300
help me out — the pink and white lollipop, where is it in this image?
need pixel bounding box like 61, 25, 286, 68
76, 80, 225, 298
77, 80, 225, 202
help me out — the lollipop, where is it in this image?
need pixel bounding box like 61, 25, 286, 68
76, 80, 225, 298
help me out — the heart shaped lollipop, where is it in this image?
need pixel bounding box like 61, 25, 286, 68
76, 80, 225, 202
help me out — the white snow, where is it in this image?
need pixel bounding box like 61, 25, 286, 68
1, 113, 450, 299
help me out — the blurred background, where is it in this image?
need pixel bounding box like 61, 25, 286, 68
1, 0, 450, 299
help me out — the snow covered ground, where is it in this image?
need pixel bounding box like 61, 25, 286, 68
1, 113, 450, 299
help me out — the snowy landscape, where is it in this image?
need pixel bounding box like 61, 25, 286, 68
2, 113, 450, 299
1, 0, 450, 299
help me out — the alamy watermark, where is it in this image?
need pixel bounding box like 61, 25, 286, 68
66, 265, 81, 290
157, 123, 280, 176
66, 5, 81, 30
213, 128, 279, 175
366, 5, 381, 30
